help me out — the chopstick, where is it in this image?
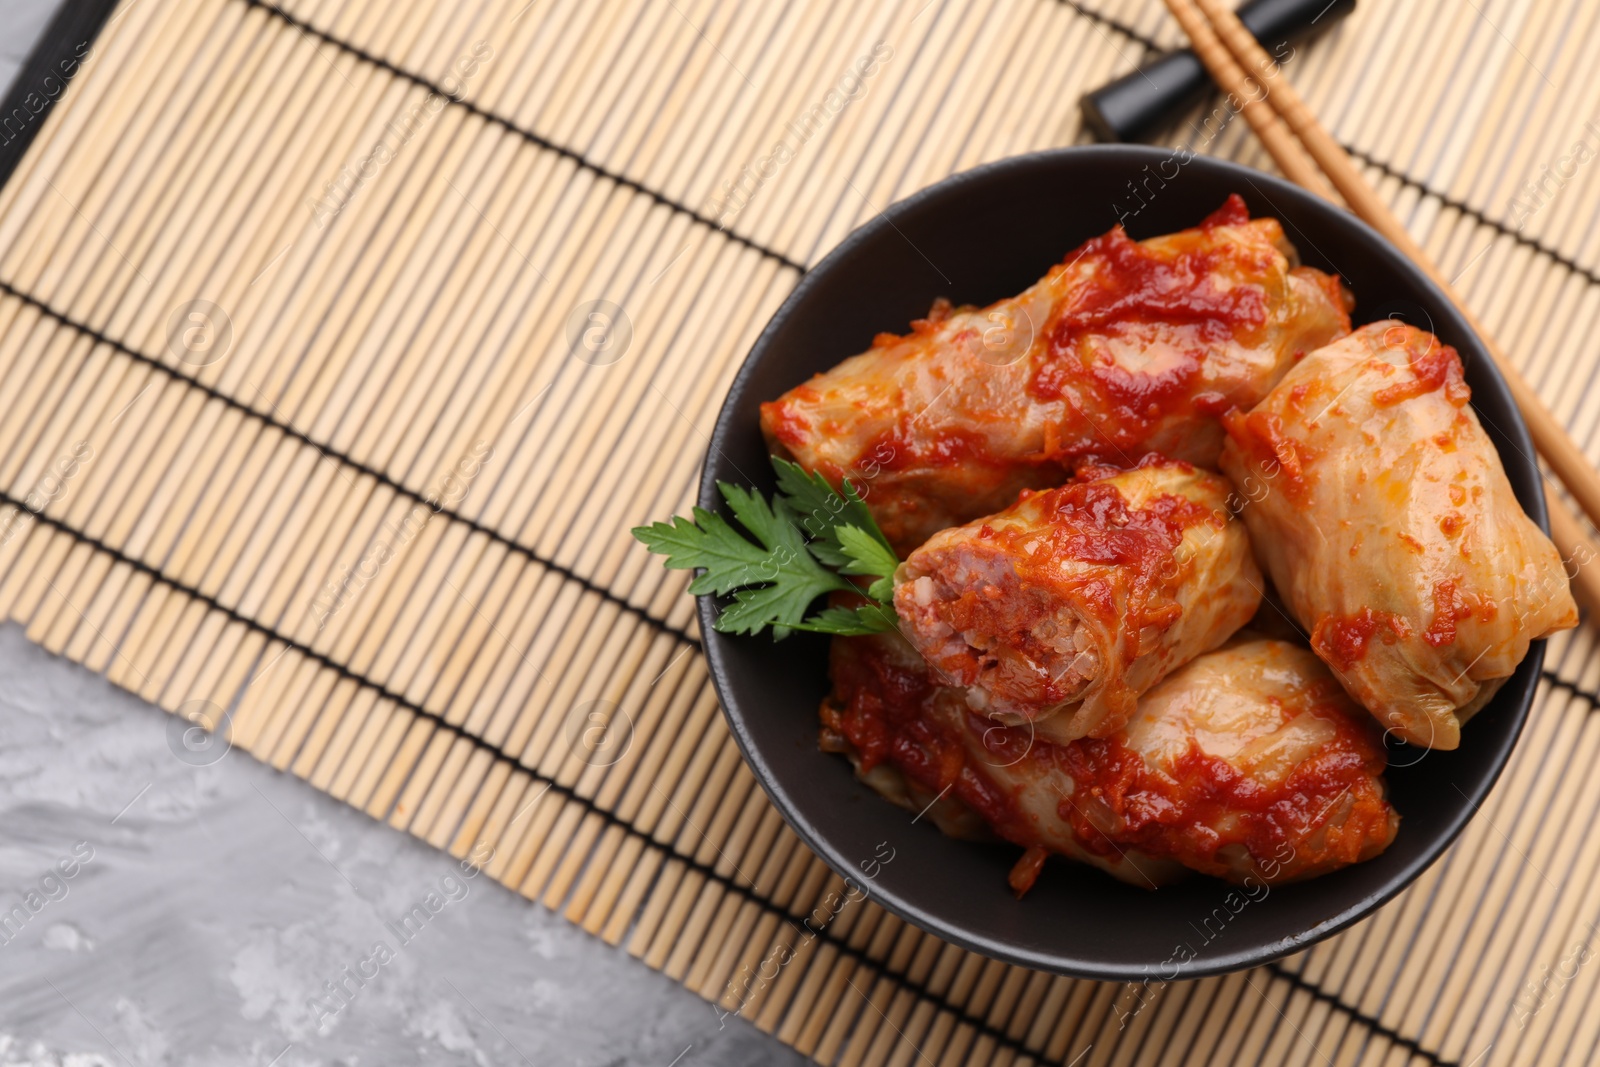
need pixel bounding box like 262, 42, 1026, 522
1163, 0, 1600, 613
1151, 0, 1339, 203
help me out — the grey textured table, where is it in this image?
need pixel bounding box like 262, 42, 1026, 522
0, 6, 803, 1062
0, 619, 804, 1065
0, 0, 57, 92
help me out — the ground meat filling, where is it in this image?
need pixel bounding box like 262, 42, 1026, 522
895, 558, 1101, 720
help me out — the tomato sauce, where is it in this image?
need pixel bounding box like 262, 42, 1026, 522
1222, 408, 1315, 501
1201, 194, 1253, 229
1373, 334, 1471, 408
995, 463, 1213, 570
868, 425, 997, 473
1422, 577, 1485, 648
1312, 607, 1411, 670
1014, 198, 1278, 464
762, 402, 812, 453
1027, 197, 1270, 444
925, 464, 1215, 665
823, 634, 1390, 891
1054, 727, 1372, 868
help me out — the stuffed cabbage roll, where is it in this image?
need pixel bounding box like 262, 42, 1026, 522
761, 195, 1352, 553
820, 632, 1398, 891
1219, 322, 1578, 749
893, 458, 1260, 739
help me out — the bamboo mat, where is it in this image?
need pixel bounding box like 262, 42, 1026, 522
3, 0, 1600, 1062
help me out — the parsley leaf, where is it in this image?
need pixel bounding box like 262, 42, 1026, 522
772, 458, 893, 568
632, 457, 902, 638
835, 524, 899, 579
800, 602, 902, 636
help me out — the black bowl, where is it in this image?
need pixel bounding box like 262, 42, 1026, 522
696, 145, 1545, 981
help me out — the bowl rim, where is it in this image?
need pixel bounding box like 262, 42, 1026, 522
695, 143, 1546, 981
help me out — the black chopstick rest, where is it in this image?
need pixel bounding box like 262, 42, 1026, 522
1081, 0, 1356, 143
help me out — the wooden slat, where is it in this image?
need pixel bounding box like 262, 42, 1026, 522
4, 0, 1600, 1063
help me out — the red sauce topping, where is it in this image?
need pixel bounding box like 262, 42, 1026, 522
1023, 210, 1272, 457
868, 425, 996, 473
1312, 608, 1411, 670
1222, 408, 1315, 500
1039, 482, 1206, 566
1423, 578, 1475, 647
822, 635, 1392, 889
1054, 728, 1374, 869
894, 461, 1223, 714
1047, 217, 1267, 349
1030, 335, 1203, 412
1201, 193, 1253, 228
1373, 334, 1471, 407
931, 468, 1213, 655
822, 637, 938, 774
759, 394, 816, 452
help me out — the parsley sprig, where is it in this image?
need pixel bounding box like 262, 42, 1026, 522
632, 457, 900, 638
